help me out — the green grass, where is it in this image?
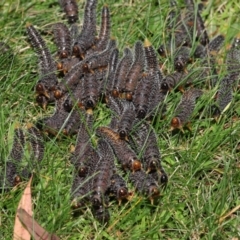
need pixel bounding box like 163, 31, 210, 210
0, 0, 240, 239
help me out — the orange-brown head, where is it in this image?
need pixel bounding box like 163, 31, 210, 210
171, 117, 181, 129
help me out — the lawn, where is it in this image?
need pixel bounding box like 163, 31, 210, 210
0, 0, 239, 239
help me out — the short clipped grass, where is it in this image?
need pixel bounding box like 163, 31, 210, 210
0, 0, 240, 239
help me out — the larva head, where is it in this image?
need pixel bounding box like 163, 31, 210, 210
78, 166, 88, 177
137, 109, 146, 119
86, 98, 95, 109
157, 45, 166, 57
161, 82, 170, 92
72, 44, 84, 59
148, 159, 160, 172
57, 62, 63, 71
71, 199, 84, 210
112, 89, 119, 98
118, 129, 127, 140
93, 205, 110, 224
160, 173, 168, 184
174, 57, 185, 72
125, 92, 133, 101
59, 50, 69, 59
63, 99, 72, 112
54, 89, 63, 99
148, 185, 160, 199
14, 175, 21, 186
128, 158, 142, 172
171, 117, 181, 129
117, 187, 129, 200
92, 192, 103, 207
82, 63, 89, 73
36, 95, 48, 110
36, 83, 45, 94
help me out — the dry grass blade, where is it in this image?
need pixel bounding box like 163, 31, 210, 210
13, 175, 33, 240
17, 208, 60, 240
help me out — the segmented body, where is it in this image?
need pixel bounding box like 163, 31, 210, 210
117, 101, 136, 140
87, 5, 111, 55
109, 173, 129, 204
59, 0, 79, 23
5, 126, 25, 188
81, 71, 100, 109
171, 88, 203, 129
53, 22, 71, 59
91, 139, 114, 207
26, 24, 58, 101
104, 48, 119, 95
96, 127, 142, 172
73, 0, 98, 58
112, 48, 133, 97
27, 123, 44, 162
124, 41, 145, 100
129, 170, 160, 203
133, 73, 154, 119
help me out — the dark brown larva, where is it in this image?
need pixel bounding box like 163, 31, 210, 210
59, 0, 79, 23
57, 57, 79, 75
213, 76, 233, 118
92, 205, 110, 224
96, 127, 142, 172
53, 22, 71, 59
117, 101, 136, 140
226, 37, 240, 82
83, 39, 117, 72
171, 88, 203, 130
41, 96, 69, 135
103, 48, 119, 96
174, 46, 191, 72
144, 39, 162, 77
129, 170, 160, 204
124, 41, 145, 101
81, 71, 100, 109
5, 124, 25, 188
70, 111, 94, 169
54, 61, 85, 99
108, 173, 129, 205
184, 0, 209, 46
73, 0, 97, 59
133, 73, 154, 119
63, 109, 82, 136
91, 139, 114, 207
112, 47, 133, 98
27, 123, 44, 163
161, 71, 187, 93
71, 173, 90, 209
86, 5, 111, 55
26, 24, 58, 104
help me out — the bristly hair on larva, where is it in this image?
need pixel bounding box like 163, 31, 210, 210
174, 46, 191, 72
171, 88, 203, 130
117, 101, 136, 140
81, 71, 100, 110
213, 75, 233, 118
73, 0, 98, 59
59, 0, 79, 23
129, 170, 160, 204
112, 47, 133, 98
90, 139, 114, 207
87, 5, 111, 55
124, 41, 145, 101
133, 73, 155, 119
83, 38, 117, 72
96, 126, 142, 172
27, 123, 44, 163
53, 22, 72, 59
108, 173, 129, 205
26, 24, 58, 102
226, 37, 240, 82
4, 123, 25, 189
104, 48, 119, 96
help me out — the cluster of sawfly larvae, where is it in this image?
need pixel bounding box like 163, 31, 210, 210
2, 0, 239, 225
